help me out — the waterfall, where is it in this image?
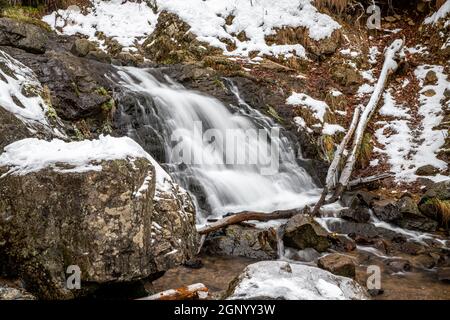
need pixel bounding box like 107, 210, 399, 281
113, 67, 319, 223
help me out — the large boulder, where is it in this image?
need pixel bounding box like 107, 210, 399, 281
418, 180, 450, 228
395, 196, 437, 232
202, 225, 278, 260
224, 261, 368, 300
0, 136, 197, 299
0, 18, 48, 53
282, 214, 331, 252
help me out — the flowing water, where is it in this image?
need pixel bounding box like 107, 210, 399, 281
113, 67, 319, 223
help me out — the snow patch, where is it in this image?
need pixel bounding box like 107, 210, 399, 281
286, 92, 329, 122
424, 0, 450, 24
322, 123, 345, 136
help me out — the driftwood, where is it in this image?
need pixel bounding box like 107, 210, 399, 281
197, 208, 301, 235
138, 283, 208, 300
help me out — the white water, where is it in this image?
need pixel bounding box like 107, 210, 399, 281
115, 67, 319, 222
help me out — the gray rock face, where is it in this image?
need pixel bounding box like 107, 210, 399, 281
0, 156, 197, 299
0, 18, 48, 53
225, 261, 368, 300
0, 106, 31, 151
283, 215, 331, 252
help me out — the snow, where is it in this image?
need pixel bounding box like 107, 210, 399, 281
424, 0, 450, 24
293, 116, 312, 133
43, 0, 158, 51
375, 65, 449, 182
340, 48, 359, 57
0, 50, 49, 128
378, 90, 410, 119
0, 135, 175, 194
331, 89, 342, 97
226, 261, 368, 300
43, 0, 340, 58
368, 46, 379, 64
286, 92, 329, 122
322, 123, 345, 136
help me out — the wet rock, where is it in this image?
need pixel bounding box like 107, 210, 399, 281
225, 261, 368, 300
341, 190, 378, 208
0, 145, 197, 299
202, 225, 278, 260
437, 267, 450, 282
0, 18, 48, 53
385, 259, 411, 273
282, 215, 331, 252
0, 284, 35, 300
330, 234, 357, 252
372, 199, 401, 222
418, 180, 450, 224
415, 164, 440, 176
325, 219, 398, 240
411, 254, 436, 269
339, 207, 371, 223
318, 253, 356, 278
396, 196, 438, 232
285, 247, 321, 262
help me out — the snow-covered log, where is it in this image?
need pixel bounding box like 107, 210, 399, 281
332, 39, 404, 200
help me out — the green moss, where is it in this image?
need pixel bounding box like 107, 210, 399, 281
101, 98, 115, 112
213, 78, 226, 91
1, 5, 52, 32
95, 87, 109, 96
73, 128, 84, 141
46, 105, 57, 120
266, 105, 283, 123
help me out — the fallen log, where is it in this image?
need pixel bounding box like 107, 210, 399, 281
137, 283, 208, 300
197, 208, 301, 235
332, 39, 404, 201
347, 173, 391, 189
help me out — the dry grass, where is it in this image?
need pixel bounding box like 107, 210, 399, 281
428, 198, 450, 229
314, 0, 352, 14
436, 0, 446, 9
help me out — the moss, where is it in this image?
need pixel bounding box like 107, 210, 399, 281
356, 132, 373, 169
266, 105, 283, 123
1, 5, 52, 32
46, 105, 57, 120
101, 98, 115, 112
73, 128, 84, 141
213, 78, 226, 91
95, 87, 109, 96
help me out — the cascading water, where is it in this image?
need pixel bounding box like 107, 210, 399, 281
113, 67, 320, 223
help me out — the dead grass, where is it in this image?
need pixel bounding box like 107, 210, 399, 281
427, 198, 450, 229
314, 0, 352, 14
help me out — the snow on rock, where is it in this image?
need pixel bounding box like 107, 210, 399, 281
287, 92, 330, 122
322, 123, 345, 136
43, 0, 340, 58
0, 50, 50, 129
0, 135, 177, 195
43, 0, 158, 51
226, 261, 368, 300
424, 0, 450, 24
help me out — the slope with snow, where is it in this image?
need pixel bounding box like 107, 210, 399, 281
42, 0, 340, 58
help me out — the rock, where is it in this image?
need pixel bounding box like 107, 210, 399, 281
341, 190, 378, 208
332, 64, 363, 87
0, 284, 35, 300
325, 219, 398, 240
317, 253, 356, 278
339, 207, 371, 223
0, 18, 48, 53
282, 215, 331, 252
372, 199, 401, 222
143, 11, 219, 64
395, 196, 438, 232
285, 247, 321, 262
437, 267, 450, 282
411, 254, 436, 269
71, 38, 97, 57
330, 234, 357, 252
0, 106, 32, 152
424, 70, 438, 85
0, 136, 197, 299
416, 164, 440, 176
224, 261, 368, 300
305, 29, 342, 56
85, 49, 112, 63
423, 89, 436, 97
202, 224, 277, 260
385, 259, 411, 273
